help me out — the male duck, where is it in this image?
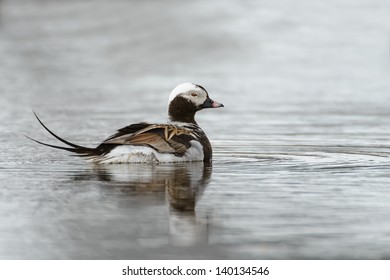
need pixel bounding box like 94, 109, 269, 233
28, 83, 224, 163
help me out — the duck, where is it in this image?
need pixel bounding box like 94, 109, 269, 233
27, 83, 224, 164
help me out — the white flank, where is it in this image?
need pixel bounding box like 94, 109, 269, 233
88, 140, 204, 164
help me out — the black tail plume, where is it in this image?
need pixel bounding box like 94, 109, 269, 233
26, 111, 96, 156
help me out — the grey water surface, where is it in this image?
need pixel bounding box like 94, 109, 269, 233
1, 0, 390, 259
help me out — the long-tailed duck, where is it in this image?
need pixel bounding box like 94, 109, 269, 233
28, 83, 224, 164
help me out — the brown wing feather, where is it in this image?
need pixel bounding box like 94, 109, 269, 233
129, 132, 176, 153
102, 124, 194, 155
168, 139, 188, 154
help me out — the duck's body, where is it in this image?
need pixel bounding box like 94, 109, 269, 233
28, 83, 223, 164
86, 122, 211, 164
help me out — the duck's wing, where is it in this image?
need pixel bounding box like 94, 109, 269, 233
102, 122, 150, 142
100, 124, 196, 155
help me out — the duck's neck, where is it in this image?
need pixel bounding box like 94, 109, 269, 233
168, 97, 198, 124
168, 114, 197, 124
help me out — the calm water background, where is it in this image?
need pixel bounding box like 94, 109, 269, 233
1, 0, 390, 259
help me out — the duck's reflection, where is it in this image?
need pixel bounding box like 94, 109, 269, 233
165, 163, 211, 246
73, 162, 212, 246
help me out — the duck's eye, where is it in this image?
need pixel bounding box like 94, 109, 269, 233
191, 92, 198, 97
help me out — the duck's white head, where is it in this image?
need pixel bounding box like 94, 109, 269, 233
169, 83, 223, 108
167, 83, 224, 124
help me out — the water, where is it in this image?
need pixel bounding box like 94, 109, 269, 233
1, 0, 390, 259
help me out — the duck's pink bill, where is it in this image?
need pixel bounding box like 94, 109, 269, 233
212, 101, 224, 108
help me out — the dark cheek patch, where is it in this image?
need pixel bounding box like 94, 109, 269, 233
168, 96, 197, 123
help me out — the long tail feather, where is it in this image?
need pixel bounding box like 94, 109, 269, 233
32, 110, 86, 149
27, 111, 96, 156
24, 134, 82, 153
